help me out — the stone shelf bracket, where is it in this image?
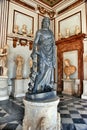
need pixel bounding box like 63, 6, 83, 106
7, 33, 34, 50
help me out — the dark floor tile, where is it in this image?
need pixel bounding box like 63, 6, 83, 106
69, 110, 79, 114
59, 107, 68, 110
62, 124, 76, 130
81, 114, 87, 118
61, 114, 71, 118
83, 105, 87, 107
2, 123, 18, 130
72, 118, 86, 124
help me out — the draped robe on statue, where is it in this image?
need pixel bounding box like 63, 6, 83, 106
31, 29, 56, 92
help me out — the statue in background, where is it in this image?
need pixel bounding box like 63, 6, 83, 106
2, 56, 8, 76
0, 56, 7, 76
21, 24, 27, 36
65, 28, 70, 38
64, 59, 76, 79
0, 45, 9, 76
28, 17, 56, 94
0, 57, 3, 75
15, 55, 24, 79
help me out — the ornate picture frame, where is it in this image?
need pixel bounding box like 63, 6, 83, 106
13, 10, 34, 36
58, 11, 82, 38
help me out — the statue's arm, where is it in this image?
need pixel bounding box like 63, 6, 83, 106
31, 31, 40, 58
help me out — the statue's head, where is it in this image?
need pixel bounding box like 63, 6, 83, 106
64, 59, 70, 66
42, 17, 50, 28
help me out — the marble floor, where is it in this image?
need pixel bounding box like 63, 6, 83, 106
0, 94, 87, 130
59, 95, 87, 130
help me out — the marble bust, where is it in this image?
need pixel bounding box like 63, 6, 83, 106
21, 24, 27, 36
75, 25, 80, 35
64, 59, 76, 79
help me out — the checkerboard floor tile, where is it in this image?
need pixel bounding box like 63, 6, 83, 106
58, 94, 87, 130
0, 94, 87, 130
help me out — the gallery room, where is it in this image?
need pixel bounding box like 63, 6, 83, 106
0, 0, 87, 130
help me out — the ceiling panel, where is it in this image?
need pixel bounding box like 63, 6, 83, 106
38, 0, 63, 7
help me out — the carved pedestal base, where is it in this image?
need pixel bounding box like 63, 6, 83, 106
81, 80, 87, 99
0, 76, 9, 100
23, 96, 60, 130
62, 79, 75, 95
12, 78, 29, 97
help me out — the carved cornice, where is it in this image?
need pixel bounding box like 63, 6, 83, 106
10, 0, 35, 10
37, 0, 62, 7
37, 6, 55, 19
58, 0, 84, 15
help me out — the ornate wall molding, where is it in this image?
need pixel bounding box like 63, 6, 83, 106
37, 6, 56, 19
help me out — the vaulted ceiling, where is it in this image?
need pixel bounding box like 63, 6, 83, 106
37, 0, 63, 7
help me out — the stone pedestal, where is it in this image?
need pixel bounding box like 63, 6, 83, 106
23, 96, 60, 130
0, 76, 9, 100
12, 78, 29, 97
62, 79, 75, 95
81, 80, 87, 99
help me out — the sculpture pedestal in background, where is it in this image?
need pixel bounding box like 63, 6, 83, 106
81, 80, 87, 99
62, 79, 75, 95
0, 76, 9, 100
12, 78, 29, 97
23, 92, 60, 130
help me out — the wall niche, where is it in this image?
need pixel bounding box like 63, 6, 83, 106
56, 33, 85, 96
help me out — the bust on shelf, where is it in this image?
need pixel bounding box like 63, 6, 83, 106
75, 25, 80, 35
64, 59, 76, 79
65, 28, 70, 38
21, 24, 27, 36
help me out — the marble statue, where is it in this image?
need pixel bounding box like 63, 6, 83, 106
28, 17, 56, 94
15, 55, 24, 79
2, 56, 8, 76
0, 57, 4, 75
64, 59, 76, 79
24, 18, 59, 130
0, 57, 8, 76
